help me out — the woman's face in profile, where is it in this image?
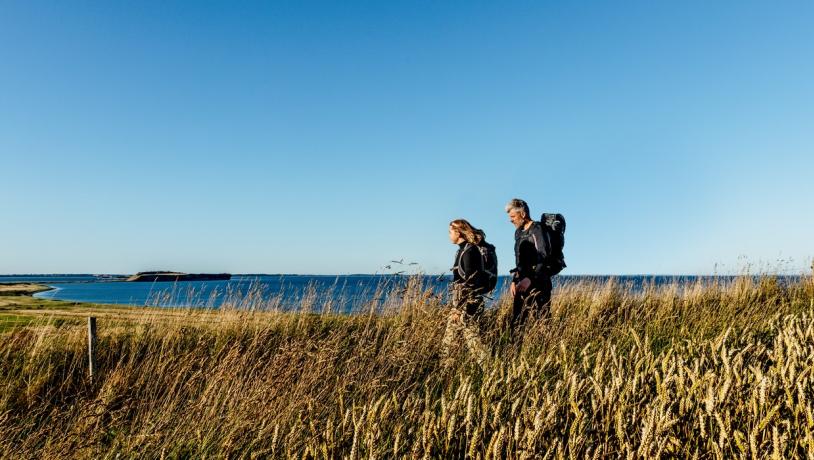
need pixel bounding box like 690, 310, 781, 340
449, 226, 462, 244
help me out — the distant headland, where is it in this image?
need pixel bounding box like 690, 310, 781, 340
125, 272, 231, 282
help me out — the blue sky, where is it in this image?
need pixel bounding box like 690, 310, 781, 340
1, 1, 812, 275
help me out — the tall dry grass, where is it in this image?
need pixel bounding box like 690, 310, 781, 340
1, 275, 814, 458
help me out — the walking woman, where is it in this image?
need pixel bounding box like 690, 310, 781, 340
441, 219, 492, 367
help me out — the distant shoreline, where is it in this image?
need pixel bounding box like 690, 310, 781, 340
1, 272, 809, 278
0, 283, 53, 296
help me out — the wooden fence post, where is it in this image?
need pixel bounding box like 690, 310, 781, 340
88, 317, 97, 381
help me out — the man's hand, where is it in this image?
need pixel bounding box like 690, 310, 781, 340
517, 277, 531, 293
510, 282, 516, 296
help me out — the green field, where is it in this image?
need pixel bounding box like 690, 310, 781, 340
1, 277, 814, 458
0, 284, 170, 332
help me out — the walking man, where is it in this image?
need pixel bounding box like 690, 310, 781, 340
505, 198, 553, 332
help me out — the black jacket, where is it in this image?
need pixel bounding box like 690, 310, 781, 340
512, 221, 549, 281
452, 243, 486, 293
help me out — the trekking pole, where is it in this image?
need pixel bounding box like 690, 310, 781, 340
87, 317, 97, 382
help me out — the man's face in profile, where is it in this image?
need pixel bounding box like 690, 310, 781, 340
508, 210, 525, 229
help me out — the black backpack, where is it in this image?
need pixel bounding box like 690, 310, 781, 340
476, 241, 499, 293
458, 241, 498, 293
539, 213, 566, 276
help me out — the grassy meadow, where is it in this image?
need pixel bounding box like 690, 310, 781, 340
2, 275, 814, 458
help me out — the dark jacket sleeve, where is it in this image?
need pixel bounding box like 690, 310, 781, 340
458, 245, 483, 288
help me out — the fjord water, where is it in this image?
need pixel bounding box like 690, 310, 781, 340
22, 275, 453, 312
0, 274, 757, 312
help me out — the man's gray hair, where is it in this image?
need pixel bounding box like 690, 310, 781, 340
505, 198, 530, 216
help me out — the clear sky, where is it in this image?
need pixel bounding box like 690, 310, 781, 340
2, 1, 812, 275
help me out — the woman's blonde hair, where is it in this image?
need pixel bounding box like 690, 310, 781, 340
449, 219, 485, 245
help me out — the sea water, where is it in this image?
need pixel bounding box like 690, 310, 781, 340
1, 274, 780, 312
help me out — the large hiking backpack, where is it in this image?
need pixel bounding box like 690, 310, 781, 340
458, 242, 498, 294
476, 241, 499, 293
539, 213, 566, 276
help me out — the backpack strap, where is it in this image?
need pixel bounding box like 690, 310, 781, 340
529, 222, 548, 258
455, 243, 473, 279
528, 222, 552, 276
